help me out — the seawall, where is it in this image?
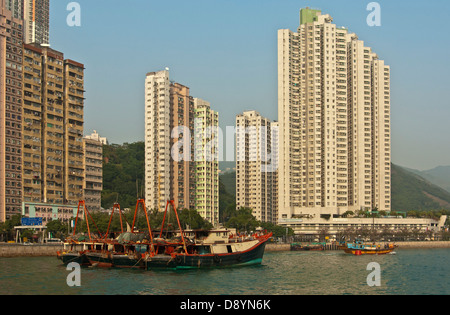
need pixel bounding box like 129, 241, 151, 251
0, 244, 63, 257
393, 241, 450, 249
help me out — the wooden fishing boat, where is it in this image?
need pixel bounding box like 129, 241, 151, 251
144, 200, 272, 269
86, 241, 153, 268
57, 201, 105, 266
61, 199, 272, 270
85, 199, 153, 268
290, 242, 325, 251
57, 241, 93, 266
343, 240, 397, 255
144, 232, 271, 269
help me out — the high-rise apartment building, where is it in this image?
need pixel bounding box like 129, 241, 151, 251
22, 43, 85, 206
0, 0, 23, 221
170, 82, 195, 210
4, 0, 50, 45
4, 0, 22, 19
194, 98, 219, 226
145, 70, 179, 211
145, 70, 219, 225
277, 8, 391, 221
235, 111, 278, 223
23, 0, 49, 45
83, 131, 104, 211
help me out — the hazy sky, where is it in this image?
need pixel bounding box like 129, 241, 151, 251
49, 0, 450, 171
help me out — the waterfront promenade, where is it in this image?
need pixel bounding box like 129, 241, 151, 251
1, 241, 450, 257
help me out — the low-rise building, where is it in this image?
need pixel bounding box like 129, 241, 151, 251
279, 215, 448, 239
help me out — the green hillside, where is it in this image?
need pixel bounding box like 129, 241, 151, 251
219, 171, 236, 196
405, 165, 450, 194
102, 142, 145, 209
391, 164, 450, 212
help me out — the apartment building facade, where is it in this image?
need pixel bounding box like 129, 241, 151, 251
235, 111, 278, 224
83, 131, 103, 211
4, 0, 50, 45
0, 0, 23, 221
194, 98, 219, 226
145, 70, 219, 225
22, 43, 85, 207
23, 0, 50, 45
277, 8, 391, 222
145, 70, 177, 211
170, 82, 195, 210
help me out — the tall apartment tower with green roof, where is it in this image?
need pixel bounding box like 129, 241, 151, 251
193, 98, 219, 226
278, 8, 391, 222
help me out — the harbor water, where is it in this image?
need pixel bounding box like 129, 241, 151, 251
0, 248, 449, 295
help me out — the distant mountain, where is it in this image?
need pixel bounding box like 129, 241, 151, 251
404, 165, 450, 194
391, 164, 450, 211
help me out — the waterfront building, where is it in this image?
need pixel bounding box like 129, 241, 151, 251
145, 70, 188, 211
170, 82, 195, 210
235, 111, 278, 224
0, 0, 23, 221
22, 201, 78, 225
277, 8, 391, 223
194, 98, 219, 226
144, 70, 219, 225
281, 215, 448, 240
22, 43, 85, 207
83, 131, 104, 211
145, 70, 171, 211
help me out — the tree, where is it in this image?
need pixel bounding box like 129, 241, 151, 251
102, 142, 145, 209
342, 211, 354, 218
259, 221, 294, 238
225, 207, 259, 233
178, 209, 213, 230
46, 219, 67, 239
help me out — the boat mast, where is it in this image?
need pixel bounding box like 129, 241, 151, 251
73, 200, 102, 241
160, 200, 187, 253
104, 202, 125, 239
131, 199, 155, 253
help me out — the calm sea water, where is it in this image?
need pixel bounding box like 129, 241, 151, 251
0, 249, 449, 295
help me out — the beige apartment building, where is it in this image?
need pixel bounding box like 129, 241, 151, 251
277, 8, 391, 222
23, 0, 50, 45
145, 70, 171, 211
145, 70, 220, 225
83, 131, 104, 211
194, 98, 219, 225
145, 70, 195, 211
4, 0, 50, 45
235, 111, 278, 224
22, 43, 85, 207
0, 0, 23, 221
